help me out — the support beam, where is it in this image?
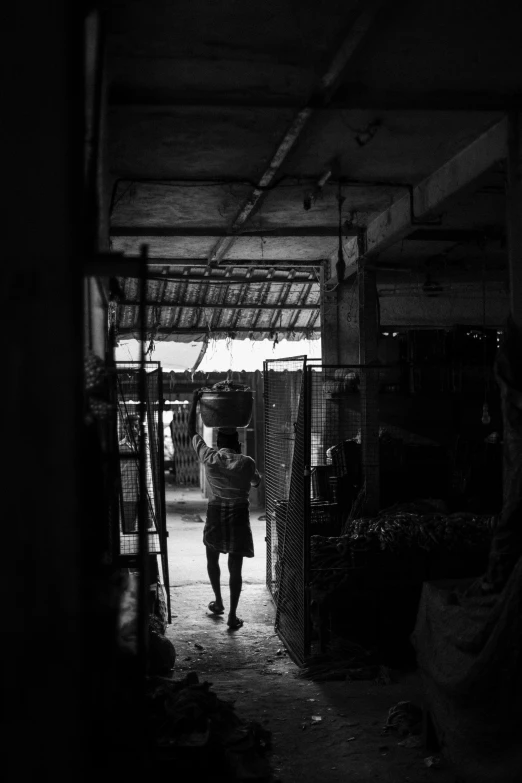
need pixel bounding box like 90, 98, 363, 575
84, 257, 321, 276
320, 266, 339, 363
367, 118, 508, 255
102, 257, 320, 266
111, 226, 357, 238
405, 228, 505, 243
110, 93, 522, 113
358, 261, 380, 514
358, 264, 379, 364
207, 0, 385, 266
207, 107, 312, 264
142, 277, 317, 286
326, 117, 508, 280
321, 267, 360, 363
507, 112, 522, 328
119, 301, 319, 310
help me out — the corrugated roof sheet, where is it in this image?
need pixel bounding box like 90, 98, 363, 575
115, 266, 321, 342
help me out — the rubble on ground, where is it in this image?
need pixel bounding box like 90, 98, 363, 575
146, 672, 272, 781
384, 701, 423, 737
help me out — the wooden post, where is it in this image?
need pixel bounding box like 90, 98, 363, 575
358, 255, 380, 514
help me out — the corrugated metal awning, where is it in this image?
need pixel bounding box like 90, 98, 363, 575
115, 266, 321, 342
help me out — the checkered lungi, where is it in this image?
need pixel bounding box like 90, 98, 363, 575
204, 499, 254, 558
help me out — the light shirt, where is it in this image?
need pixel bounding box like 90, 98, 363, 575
192, 433, 261, 502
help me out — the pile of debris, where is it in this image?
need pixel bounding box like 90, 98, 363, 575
310, 501, 496, 577
146, 672, 271, 781
341, 504, 496, 553
382, 701, 442, 768
309, 535, 353, 593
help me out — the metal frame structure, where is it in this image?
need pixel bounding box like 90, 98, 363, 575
115, 361, 171, 623
264, 359, 383, 665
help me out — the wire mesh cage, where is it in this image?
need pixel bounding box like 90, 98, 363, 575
264, 360, 385, 664
308, 365, 382, 514
264, 356, 307, 664
263, 358, 305, 596
266, 353, 503, 663
115, 363, 164, 557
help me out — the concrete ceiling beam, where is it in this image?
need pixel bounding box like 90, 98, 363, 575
405, 228, 505, 243
84, 259, 322, 276
128, 277, 316, 286
130, 258, 321, 267
326, 117, 508, 282
206, 0, 386, 267
110, 226, 358, 238
118, 301, 318, 310
108, 94, 522, 113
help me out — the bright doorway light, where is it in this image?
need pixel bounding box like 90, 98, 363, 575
115, 337, 321, 372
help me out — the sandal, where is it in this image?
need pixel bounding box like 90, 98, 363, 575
208, 601, 224, 615
227, 616, 244, 630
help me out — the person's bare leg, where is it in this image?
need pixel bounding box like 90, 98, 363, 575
227, 553, 244, 628
206, 546, 224, 611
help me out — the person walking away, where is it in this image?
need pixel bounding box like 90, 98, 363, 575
188, 390, 261, 630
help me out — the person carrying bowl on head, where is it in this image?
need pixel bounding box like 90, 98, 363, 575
188, 389, 261, 630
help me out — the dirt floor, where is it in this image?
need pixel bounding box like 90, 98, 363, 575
164, 480, 456, 782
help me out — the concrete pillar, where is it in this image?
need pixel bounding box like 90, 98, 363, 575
321, 265, 359, 364
358, 260, 381, 514
320, 267, 360, 472
320, 257, 380, 512
507, 111, 522, 327
483, 112, 522, 590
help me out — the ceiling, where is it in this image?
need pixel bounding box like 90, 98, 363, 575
105, 0, 521, 340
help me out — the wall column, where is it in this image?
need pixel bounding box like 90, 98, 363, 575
358, 259, 381, 514
321, 265, 359, 364
507, 111, 522, 326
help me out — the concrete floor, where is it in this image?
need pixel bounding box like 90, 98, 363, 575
164, 481, 277, 673
164, 480, 455, 783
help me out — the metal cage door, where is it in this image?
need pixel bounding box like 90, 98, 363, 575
264, 356, 309, 664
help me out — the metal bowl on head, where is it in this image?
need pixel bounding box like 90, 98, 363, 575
199, 390, 253, 428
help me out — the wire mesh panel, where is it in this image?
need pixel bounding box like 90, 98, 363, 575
265, 361, 410, 664
116, 363, 163, 556
275, 370, 309, 664
264, 357, 309, 664
264, 357, 306, 599
308, 366, 369, 518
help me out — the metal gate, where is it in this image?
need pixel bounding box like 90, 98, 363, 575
264, 357, 308, 663
115, 361, 171, 621
265, 359, 384, 664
